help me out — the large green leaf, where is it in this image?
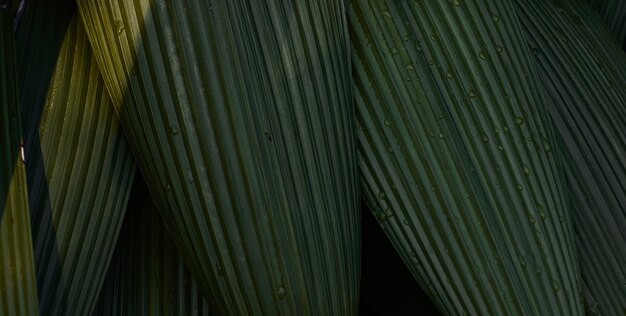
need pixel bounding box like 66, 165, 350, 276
0, 5, 39, 315
515, 0, 626, 313
95, 179, 211, 315
16, 10, 136, 315
349, 0, 582, 314
77, 1, 359, 314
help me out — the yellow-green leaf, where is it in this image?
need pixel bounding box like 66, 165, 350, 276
17, 9, 136, 315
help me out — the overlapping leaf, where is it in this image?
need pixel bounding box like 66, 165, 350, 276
515, 0, 626, 313
0, 5, 38, 315
16, 10, 136, 315
95, 179, 211, 315
77, 1, 359, 314
349, 0, 583, 314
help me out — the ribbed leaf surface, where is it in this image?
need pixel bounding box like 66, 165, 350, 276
95, 179, 211, 315
348, 0, 583, 314
515, 0, 626, 313
77, 1, 359, 315
589, 0, 626, 45
0, 7, 39, 315
17, 14, 136, 315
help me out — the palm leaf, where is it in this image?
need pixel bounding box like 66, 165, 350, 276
94, 179, 211, 315
16, 10, 136, 315
77, 1, 359, 314
515, 0, 626, 313
0, 4, 38, 315
349, 0, 583, 314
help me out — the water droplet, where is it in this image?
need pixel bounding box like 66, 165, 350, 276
188, 172, 194, 183
468, 90, 477, 99
479, 51, 488, 60
482, 134, 489, 143
540, 212, 546, 220
438, 132, 444, 139
446, 70, 454, 79
277, 286, 287, 299
431, 185, 436, 191
385, 210, 393, 218
391, 46, 399, 55
498, 145, 504, 151
530, 47, 541, 56
428, 59, 434, 65
517, 183, 524, 192
377, 212, 387, 222
403, 219, 410, 225
515, 116, 525, 125
451, 0, 461, 7
491, 12, 500, 23
494, 127, 500, 134
536, 268, 542, 276
522, 164, 530, 176
406, 63, 414, 70
384, 118, 391, 126
114, 19, 124, 35
495, 45, 504, 54
503, 126, 510, 133
430, 34, 437, 41
378, 192, 386, 199
529, 216, 536, 224
216, 263, 224, 276
552, 280, 559, 291
171, 126, 180, 135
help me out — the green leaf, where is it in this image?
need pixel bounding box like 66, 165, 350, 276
94, 179, 211, 315
589, 0, 626, 46
16, 11, 136, 314
77, 1, 359, 314
348, 0, 583, 314
0, 4, 39, 315
515, 0, 626, 313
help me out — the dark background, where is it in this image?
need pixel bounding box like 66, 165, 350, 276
358, 202, 440, 316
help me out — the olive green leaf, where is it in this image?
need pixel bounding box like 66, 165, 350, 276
77, 1, 359, 314
349, 0, 583, 314
16, 10, 136, 315
0, 3, 38, 315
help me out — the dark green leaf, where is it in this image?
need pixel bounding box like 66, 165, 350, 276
515, 0, 626, 313
95, 179, 211, 315
77, 1, 359, 314
349, 0, 583, 314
